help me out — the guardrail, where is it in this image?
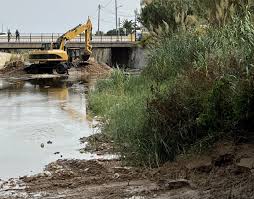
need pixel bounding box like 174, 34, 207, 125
0, 33, 135, 43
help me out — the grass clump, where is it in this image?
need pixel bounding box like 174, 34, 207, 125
89, 12, 254, 166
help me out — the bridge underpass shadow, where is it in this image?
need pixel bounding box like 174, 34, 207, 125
111, 47, 131, 69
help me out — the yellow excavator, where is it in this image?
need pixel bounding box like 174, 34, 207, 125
26, 18, 92, 74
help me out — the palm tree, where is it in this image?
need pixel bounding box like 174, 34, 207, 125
122, 20, 135, 35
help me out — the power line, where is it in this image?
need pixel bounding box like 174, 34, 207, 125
101, 7, 115, 15
102, 0, 113, 9
118, 13, 135, 18
101, 19, 115, 24
101, 7, 135, 18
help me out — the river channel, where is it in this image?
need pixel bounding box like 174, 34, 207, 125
0, 75, 100, 180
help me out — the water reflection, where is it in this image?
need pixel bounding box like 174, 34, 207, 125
0, 75, 97, 180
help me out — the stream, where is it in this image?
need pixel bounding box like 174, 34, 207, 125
0, 75, 102, 180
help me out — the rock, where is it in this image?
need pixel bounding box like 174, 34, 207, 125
79, 148, 86, 154
186, 158, 212, 173
157, 179, 191, 190
84, 168, 90, 172
213, 154, 234, 167
96, 151, 104, 156
36, 173, 48, 178
113, 173, 120, 179
47, 141, 53, 144
51, 164, 63, 170
54, 152, 60, 155
237, 158, 254, 170
44, 171, 52, 177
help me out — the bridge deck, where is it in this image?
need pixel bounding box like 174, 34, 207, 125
0, 42, 136, 49
0, 34, 136, 49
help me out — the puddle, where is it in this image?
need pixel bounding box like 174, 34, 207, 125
0, 76, 103, 180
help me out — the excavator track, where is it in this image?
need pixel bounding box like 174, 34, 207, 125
55, 63, 69, 74
24, 64, 53, 74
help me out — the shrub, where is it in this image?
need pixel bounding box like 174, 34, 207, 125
89, 12, 254, 166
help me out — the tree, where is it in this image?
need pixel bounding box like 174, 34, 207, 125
106, 28, 125, 36
95, 31, 104, 36
140, 0, 254, 31
122, 19, 135, 35
140, 0, 196, 32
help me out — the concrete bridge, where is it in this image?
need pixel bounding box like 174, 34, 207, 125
0, 34, 136, 49
0, 34, 146, 69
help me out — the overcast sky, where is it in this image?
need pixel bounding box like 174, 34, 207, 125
0, 0, 140, 34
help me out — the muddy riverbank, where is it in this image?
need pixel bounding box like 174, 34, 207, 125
1, 140, 253, 199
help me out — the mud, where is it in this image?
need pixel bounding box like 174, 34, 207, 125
80, 132, 115, 155
0, 141, 253, 199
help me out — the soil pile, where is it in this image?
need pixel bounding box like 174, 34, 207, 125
0, 52, 12, 70
0, 53, 25, 76
76, 58, 112, 75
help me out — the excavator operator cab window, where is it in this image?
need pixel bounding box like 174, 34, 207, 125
41, 43, 60, 50
41, 43, 51, 50
52, 43, 60, 49
67, 48, 81, 62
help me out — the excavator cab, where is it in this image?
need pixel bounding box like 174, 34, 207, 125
41, 43, 62, 51
41, 43, 51, 50
67, 48, 90, 66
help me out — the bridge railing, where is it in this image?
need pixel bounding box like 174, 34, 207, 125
0, 33, 135, 43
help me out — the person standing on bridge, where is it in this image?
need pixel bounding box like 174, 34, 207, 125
7, 29, 12, 42
15, 29, 20, 42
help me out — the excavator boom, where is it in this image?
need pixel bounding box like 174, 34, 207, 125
56, 18, 92, 54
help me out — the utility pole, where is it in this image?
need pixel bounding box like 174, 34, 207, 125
118, 17, 121, 37
134, 9, 138, 41
97, 4, 101, 36
115, 0, 118, 39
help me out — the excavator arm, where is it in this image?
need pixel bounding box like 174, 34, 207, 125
56, 18, 92, 55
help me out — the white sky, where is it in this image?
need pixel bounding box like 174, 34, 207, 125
0, 0, 140, 34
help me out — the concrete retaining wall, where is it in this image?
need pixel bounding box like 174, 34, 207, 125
92, 48, 112, 66
129, 47, 147, 69
92, 47, 147, 69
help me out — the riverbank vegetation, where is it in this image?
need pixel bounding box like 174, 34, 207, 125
89, 0, 254, 166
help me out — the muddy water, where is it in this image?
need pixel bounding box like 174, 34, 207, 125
0, 76, 100, 180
